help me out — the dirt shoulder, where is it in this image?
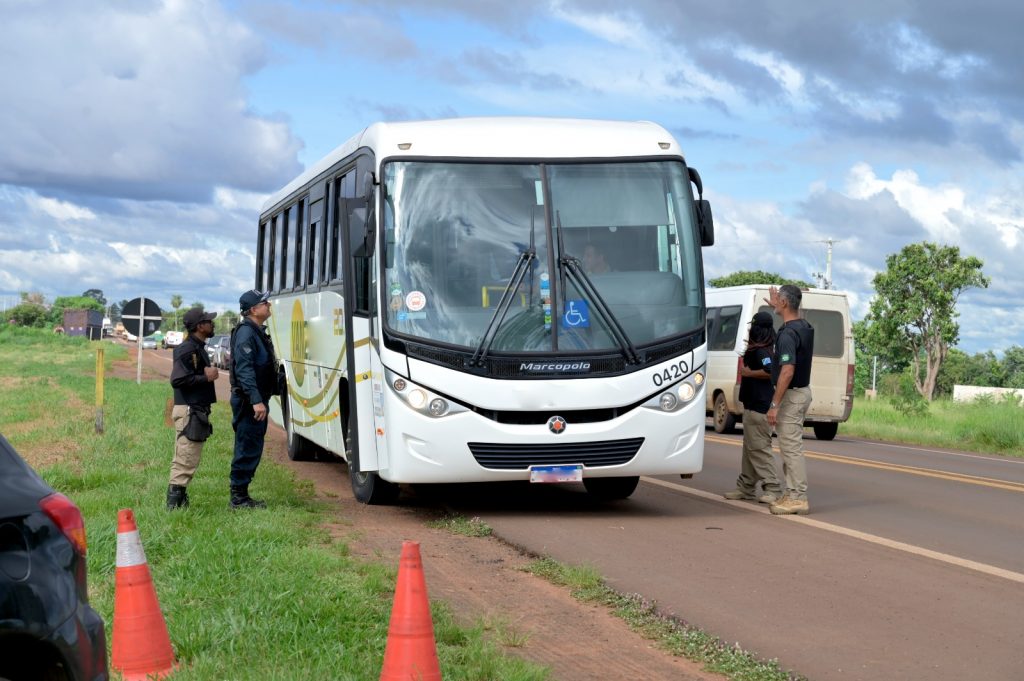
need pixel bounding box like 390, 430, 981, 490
124, 343, 720, 681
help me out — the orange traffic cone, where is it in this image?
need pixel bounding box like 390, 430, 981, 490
380, 541, 442, 681
111, 509, 176, 681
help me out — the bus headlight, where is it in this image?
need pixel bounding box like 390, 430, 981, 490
659, 393, 678, 411
384, 368, 467, 418
693, 371, 704, 386
408, 389, 427, 409
678, 382, 696, 402
428, 398, 449, 416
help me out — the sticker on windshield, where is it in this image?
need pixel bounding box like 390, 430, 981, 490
389, 281, 403, 297
406, 291, 426, 312
563, 299, 590, 328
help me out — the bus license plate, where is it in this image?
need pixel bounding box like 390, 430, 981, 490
530, 465, 583, 483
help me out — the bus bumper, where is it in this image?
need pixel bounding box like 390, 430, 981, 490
377, 390, 705, 483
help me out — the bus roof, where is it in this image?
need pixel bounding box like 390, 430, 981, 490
262, 117, 685, 213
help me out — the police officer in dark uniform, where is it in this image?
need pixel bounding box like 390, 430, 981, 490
766, 284, 815, 515
229, 289, 278, 509
167, 307, 219, 509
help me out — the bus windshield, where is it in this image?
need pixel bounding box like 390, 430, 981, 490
382, 160, 703, 355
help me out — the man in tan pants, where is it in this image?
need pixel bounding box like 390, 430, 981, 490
765, 285, 814, 515
167, 307, 219, 509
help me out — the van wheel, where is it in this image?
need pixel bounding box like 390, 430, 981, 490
349, 460, 400, 505
583, 476, 639, 500
713, 393, 736, 434
813, 422, 838, 440
282, 395, 317, 461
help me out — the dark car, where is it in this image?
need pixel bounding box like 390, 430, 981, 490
206, 334, 231, 369
0, 433, 108, 681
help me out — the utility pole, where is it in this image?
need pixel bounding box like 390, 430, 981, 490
813, 237, 840, 289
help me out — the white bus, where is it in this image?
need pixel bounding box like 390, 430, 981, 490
255, 118, 715, 504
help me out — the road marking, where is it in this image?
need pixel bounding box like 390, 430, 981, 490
642, 477, 1024, 585
705, 435, 1024, 493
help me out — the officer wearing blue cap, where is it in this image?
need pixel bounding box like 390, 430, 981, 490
228, 289, 278, 509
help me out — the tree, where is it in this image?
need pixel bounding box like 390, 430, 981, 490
82, 289, 107, 306
708, 270, 814, 288
218, 310, 240, 333
1002, 346, 1024, 388
864, 242, 989, 401
7, 302, 48, 327
49, 296, 105, 328
20, 291, 46, 305
170, 294, 183, 331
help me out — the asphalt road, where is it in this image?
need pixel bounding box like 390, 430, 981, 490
439, 427, 1024, 680
133, 343, 1023, 680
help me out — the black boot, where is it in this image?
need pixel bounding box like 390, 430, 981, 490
230, 484, 266, 509
166, 484, 189, 510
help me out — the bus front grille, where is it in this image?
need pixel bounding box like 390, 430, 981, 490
467, 438, 644, 470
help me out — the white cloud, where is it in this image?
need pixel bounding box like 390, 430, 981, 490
0, 0, 302, 201
27, 195, 96, 222
844, 163, 965, 242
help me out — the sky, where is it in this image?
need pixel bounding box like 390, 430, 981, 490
1, 0, 1021, 355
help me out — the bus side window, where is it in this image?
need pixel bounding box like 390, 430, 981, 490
266, 215, 278, 291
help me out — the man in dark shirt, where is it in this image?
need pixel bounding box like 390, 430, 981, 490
228, 289, 278, 509
766, 285, 815, 515
723, 311, 783, 504
167, 307, 219, 509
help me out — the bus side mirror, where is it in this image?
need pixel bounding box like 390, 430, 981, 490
687, 166, 714, 247
696, 199, 714, 246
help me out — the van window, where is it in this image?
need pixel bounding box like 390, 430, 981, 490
803, 309, 844, 357
757, 305, 845, 358
710, 305, 742, 351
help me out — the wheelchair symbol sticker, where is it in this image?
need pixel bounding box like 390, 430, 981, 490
563, 300, 590, 328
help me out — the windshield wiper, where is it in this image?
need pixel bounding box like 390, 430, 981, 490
470, 246, 536, 368
555, 211, 640, 365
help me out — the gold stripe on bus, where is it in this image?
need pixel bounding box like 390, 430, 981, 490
354, 337, 371, 348
704, 435, 1024, 494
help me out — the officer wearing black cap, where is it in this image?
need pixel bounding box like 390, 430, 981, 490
167, 307, 219, 510
722, 310, 783, 504
228, 289, 278, 509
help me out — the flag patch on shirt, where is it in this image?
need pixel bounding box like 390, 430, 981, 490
780, 353, 791, 362
761, 357, 772, 366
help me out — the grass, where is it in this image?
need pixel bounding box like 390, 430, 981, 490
844, 395, 1024, 457
427, 513, 494, 537
525, 558, 803, 681
0, 328, 547, 680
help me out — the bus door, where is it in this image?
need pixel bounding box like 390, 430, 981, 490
341, 181, 380, 473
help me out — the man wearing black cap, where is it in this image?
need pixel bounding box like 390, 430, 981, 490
167, 307, 219, 509
765, 285, 815, 515
228, 289, 278, 509
723, 310, 783, 504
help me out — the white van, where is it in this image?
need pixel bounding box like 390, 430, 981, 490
704, 285, 854, 440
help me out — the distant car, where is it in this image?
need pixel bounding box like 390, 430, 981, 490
161, 331, 184, 349
206, 334, 231, 369
141, 335, 158, 350
0, 433, 108, 681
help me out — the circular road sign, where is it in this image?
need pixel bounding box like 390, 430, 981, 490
121, 297, 163, 338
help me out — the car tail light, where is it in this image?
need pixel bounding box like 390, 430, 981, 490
846, 363, 855, 396
40, 493, 87, 556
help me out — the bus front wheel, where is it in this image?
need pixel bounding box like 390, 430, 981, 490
583, 476, 639, 501
349, 461, 400, 505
